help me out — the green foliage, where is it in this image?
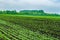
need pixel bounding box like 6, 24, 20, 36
0, 10, 59, 16
0, 10, 60, 40
19, 10, 45, 15
0, 15, 60, 40
0, 10, 17, 14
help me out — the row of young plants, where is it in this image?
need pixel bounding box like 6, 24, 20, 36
2, 16, 60, 37
0, 29, 10, 40
0, 20, 33, 40
0, 15, 60, 39
0, 19, 59, 40
0, 20, 54, 40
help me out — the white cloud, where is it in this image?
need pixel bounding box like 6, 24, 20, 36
0, 0, 60, 6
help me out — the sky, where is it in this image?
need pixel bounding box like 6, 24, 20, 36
0, 0, 60, 14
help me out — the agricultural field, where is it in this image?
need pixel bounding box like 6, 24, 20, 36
0, 0, 60, 39
0, 14, 60, 40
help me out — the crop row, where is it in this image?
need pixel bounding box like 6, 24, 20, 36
0, 15, 60, 40
0, 15, 60, 39
0, 19, 59, 40
0, 20, 47, 40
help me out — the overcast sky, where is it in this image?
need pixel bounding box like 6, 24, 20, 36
0, 0, 60, 14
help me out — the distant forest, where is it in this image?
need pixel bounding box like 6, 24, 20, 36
0, 10, 59, 16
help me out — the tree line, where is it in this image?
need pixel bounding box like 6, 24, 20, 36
0, 10, 59, 16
